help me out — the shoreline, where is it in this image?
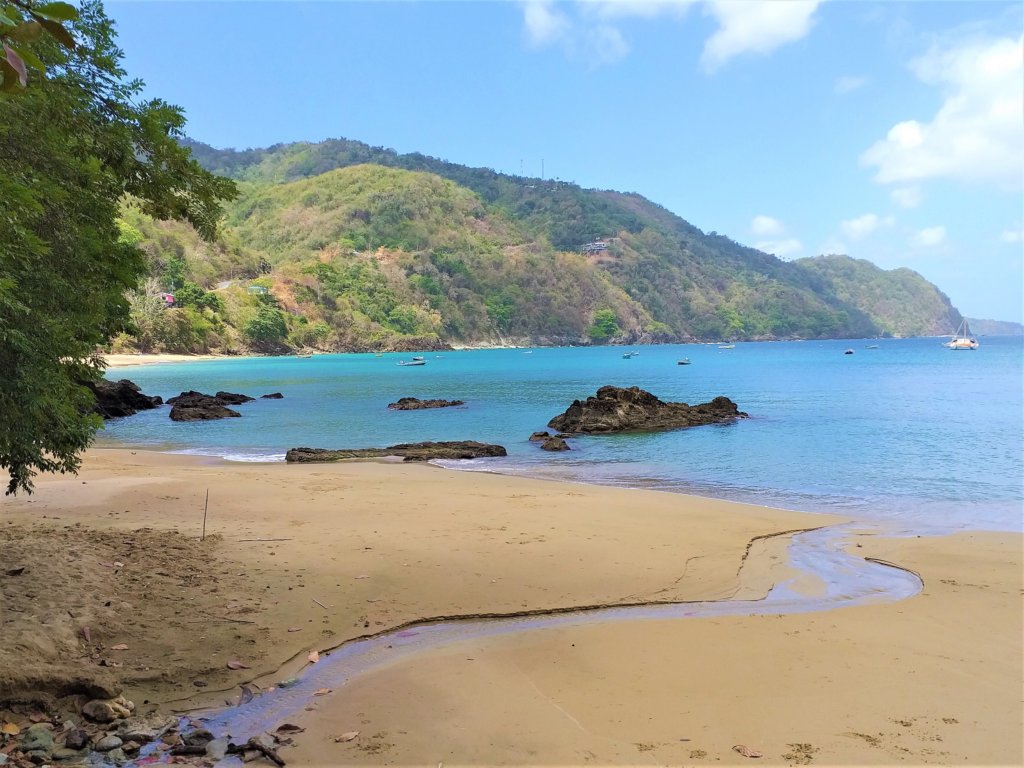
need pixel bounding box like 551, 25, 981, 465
1, 449, 1020, 765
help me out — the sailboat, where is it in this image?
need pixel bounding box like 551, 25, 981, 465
944, 319, 979, 350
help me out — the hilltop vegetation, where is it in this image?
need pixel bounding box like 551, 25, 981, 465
111, 137, 966, 354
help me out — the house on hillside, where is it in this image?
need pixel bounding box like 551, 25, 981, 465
157, 292, 175, 307
581, 240, 609, 255
247, 285, 269, 296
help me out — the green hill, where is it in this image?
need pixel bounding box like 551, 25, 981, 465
109, 137, 968, 354
793, 255, 962, 337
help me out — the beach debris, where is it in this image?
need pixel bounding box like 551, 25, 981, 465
287, 627, 301, 632
227, 660, 251, 670
81, 626, 92, 643
313, 688, 331, 696
3, 566, 25, 576
1, 722, 20, 736
278, 678, 299, 688
312, 598, 329, 610
111, 643, 129, 651
226, 737, 286, 766
733, 744, 763, 758
274, 724, 304, 735
354, 574, 370, 579
238, 685, 254, 706
307, 649, 320, 663
335, 731, 360, 743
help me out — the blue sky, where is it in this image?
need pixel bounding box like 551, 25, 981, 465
108, 1, 1023, 322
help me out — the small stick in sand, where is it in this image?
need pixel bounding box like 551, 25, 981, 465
201, 488, 209, 541
313, 598, 329, 610
238, 538, 293, 543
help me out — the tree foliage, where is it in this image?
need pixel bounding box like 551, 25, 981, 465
0, 0, 235, 493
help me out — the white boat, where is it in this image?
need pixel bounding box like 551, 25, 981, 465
944, 319, 979, 350
677, 358, 691, 365
397, 359, 426, 367
718, 344, 735, 350
622, 351, 639, 359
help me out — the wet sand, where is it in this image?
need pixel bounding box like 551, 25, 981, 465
0, 450, 1019, 765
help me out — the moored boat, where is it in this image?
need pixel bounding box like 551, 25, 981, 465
944, 319, 979, 350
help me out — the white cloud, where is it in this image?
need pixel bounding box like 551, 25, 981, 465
1000, 227, 1023, 244
700, 0, 821, 72
751, 215, 786, 237
839, 213, 893, 241
819, 237, 848, 256
755, 238, 803, 258
523, 0, 570, 46
520, 0, 819, 71
912, 226, 947, 248
890, 186, 922, 208
861, 34, 1024, 188
835, 75, 867, 94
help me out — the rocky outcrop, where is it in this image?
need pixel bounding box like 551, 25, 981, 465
85, 379, 163, 419
387, 397, 465, 410
548, 386, 747, 434
260, 392, 284, 399
541, 437, 570, 451
166, 390, 255, 421
285, 441, 507, 463
529, 431, 551, 441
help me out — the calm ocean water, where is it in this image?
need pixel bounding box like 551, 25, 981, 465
101, 337, 1023, 533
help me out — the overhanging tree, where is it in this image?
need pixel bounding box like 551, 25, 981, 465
0, 0, 236, 493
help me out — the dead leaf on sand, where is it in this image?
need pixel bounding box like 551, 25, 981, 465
227, 660, 251, 670
354, 575, 369, 579
81, 626, 91, 643
274, 723, 305, 734
307, 650, 319, 663
1, 722, 21, 736
287, 627, 301, 632
733, 745, 763, 758
110, 643, 129, 651
335, 731, 359, 743
238, 685, 254, 706
313, 688, 331, 696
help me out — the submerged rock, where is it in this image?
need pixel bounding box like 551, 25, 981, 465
548, 386, 747, 434
541, 437, 570, 451
260, 392, 284, 399
528, 431, 551, 442
169, 403, 240, 421
85, 379, 163, 419
285, 441, 507, 463
387, 397, 465, 410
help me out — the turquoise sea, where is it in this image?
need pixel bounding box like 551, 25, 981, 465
101, 337, 1023, 533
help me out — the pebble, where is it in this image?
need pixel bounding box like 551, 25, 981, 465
64, 729, 89, 750
183, 728, 213, 747
21, 724, 54, 752
95, 734, 123, 752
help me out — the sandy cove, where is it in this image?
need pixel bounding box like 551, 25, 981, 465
0, 449, 1020, 766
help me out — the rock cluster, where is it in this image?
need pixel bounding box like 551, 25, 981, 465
84, 379, 163, 419
548, 385, 747, 434
166, 390, 277, 421
286, 441, 507, 463
387, 397, 465, 410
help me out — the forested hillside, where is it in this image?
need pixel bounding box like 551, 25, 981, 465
110, 137, 965, 354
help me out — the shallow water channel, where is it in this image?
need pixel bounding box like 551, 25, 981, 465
174, 523, 922, 760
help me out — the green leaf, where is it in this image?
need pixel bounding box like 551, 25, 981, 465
5, 21, 42, 43
35, 17, 73, 48
3, 44, 26, 86
0, 11, 18, 27
9, 43, 44, 73
32, 2, 78, 22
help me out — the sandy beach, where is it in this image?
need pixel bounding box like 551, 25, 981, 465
1, 449, 1020, 765
102, 353, 230, 368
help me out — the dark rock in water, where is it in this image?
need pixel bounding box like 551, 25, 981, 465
167, 390, 246, 421
214, 391, 255, 405
548, 386, 747, 434
387, 397, 465, 410
169, 403, 240, 421
63, 729, 89, 751
286, 441, 507, 463
541, 437, 570, 451
85, 379, 163, 419
260, 392, 284, 399
528, 431, 551, 442
183, 729, 214, 747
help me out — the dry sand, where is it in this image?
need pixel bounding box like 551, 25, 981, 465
102, 353, 228, 368
1, 449, 1020, 766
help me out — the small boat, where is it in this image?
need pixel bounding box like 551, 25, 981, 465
677, 358, 691, 365
622, 351, 640, 359
296, 353, 313, 358
374, 352, 383, 358
411, 356, 425, 361
718, 344, 735, 350
866, 344, 879, 349
944, 319, 979, 350
397, 359, 426, 367
844, 349, 854, 355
